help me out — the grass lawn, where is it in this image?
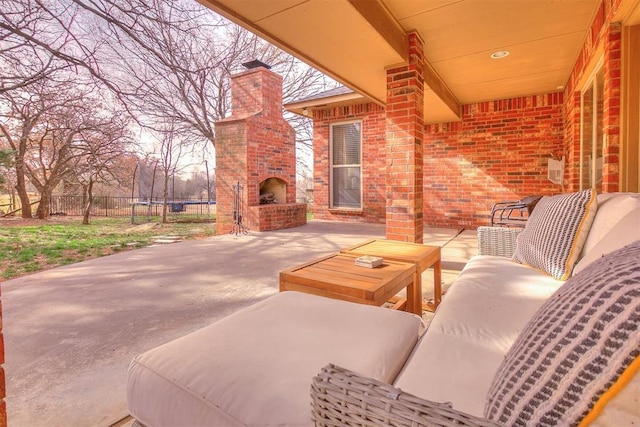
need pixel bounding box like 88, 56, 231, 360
0, 217, 216, 280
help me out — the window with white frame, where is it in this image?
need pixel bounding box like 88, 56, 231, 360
330, 121, 362, 209
580, 59, 604, 192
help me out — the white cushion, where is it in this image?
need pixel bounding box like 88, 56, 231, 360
127, 291, 421, 427
512, 189, 598, 280
573, 208, 640, 275
393, 255, 562, 416
582, 192, 640, 254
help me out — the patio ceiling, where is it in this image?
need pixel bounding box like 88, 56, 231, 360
198, 0, 602, 124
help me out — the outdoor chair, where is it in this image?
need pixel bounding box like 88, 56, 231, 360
489, 194, 542, 227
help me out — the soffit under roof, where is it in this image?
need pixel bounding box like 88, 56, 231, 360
199, 0, 606, 124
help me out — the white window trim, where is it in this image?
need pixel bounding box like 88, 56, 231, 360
579, 56, 604, 191
329, 120, 363, 210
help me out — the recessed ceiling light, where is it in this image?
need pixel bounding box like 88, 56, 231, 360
490, 50, 510, 59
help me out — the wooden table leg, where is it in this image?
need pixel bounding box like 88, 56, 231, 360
422, 259, 443, 313
407, 270, 422, 315
433, 259, 442, 309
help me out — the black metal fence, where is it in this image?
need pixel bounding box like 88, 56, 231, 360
48, 196, 216, 219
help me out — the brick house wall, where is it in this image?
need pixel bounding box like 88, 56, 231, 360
423, 95, 565, 228
312, 94, 564, 229
312, 104, 387, 223
563, 0, 622, 192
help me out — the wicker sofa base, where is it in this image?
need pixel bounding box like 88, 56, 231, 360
311, 364, 501, 427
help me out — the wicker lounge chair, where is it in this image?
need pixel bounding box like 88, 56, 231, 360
489, 194, 542, 227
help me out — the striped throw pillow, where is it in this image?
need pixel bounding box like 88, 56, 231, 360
485, 241, 640, 426
512, 189, 597, 280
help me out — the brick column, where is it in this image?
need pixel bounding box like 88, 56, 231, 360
385, 31, 424, 243
564, 91, 582, 192
603, 22, 621, 192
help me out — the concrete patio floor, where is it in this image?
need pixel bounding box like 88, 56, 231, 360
2, 220, 478, 426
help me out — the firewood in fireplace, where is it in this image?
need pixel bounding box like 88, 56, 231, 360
259, 192, 277, 204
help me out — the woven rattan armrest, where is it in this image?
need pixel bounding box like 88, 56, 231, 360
311, 364, 502, 427
476, 226, 522, 258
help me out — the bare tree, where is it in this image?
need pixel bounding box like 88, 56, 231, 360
0, 148, 13, 193
65, 0, 220, 150
70, 117, 135, 224
2, 0, 337, 213
1, 1, 68, 93
0, 74, 132, 218
0, 0, 128, 99
183, 169, 213, 200
0, 80, 60, 218
0, 0, 129, 218
71, 1, 335, 148
152, 123, 187, 224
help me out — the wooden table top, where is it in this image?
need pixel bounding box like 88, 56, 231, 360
341, 239, 440, 271
279, 253, 416, 306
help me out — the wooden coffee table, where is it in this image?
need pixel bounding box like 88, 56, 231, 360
341, 239, 442, 312
279, 253, 419, 314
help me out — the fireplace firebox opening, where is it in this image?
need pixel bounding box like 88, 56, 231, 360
259, 178, 286, 205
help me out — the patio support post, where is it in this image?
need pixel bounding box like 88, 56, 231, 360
385, 31, 425, 243
603, 22, 621, 192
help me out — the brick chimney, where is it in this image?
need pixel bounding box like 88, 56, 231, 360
231, 60, 283, 119
214, 62, 307, 234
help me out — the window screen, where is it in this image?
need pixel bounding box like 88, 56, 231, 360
331, 122, 361, 209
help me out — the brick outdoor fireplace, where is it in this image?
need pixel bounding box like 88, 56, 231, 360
215, 61, 307, 234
